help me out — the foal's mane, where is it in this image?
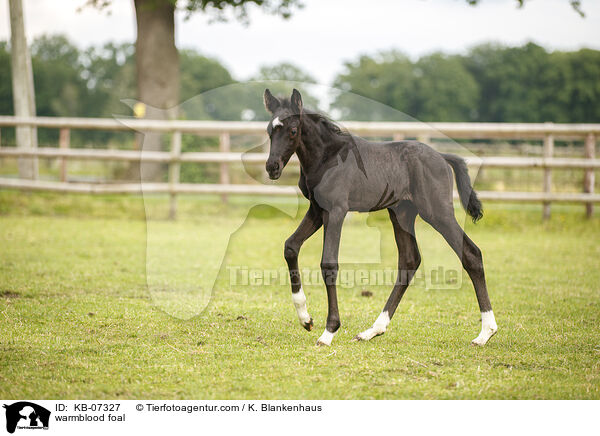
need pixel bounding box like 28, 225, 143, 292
304, 111, 350, 139
278, 98, 350, 139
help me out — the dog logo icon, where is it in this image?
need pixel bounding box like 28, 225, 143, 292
3, 402, 50, 433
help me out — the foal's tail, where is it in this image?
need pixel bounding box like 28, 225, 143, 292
442, 153, 483, 223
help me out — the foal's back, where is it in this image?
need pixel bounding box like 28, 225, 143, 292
313, 137, 451, 213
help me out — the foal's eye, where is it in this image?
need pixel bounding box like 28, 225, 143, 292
290, 127, 298, 138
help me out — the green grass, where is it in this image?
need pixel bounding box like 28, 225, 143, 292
0, 191, 599, 399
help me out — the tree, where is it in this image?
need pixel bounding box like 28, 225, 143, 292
180, 50, 234, 102
86, 0, 301, 180
332, 51, 415, 121
411, 53, 479, 122
0, 43, 13, 117
178, 61, 319, 123
79, 42, 137, 148
256, 62, 316, 83
80, 42, 136, 118
83, 0, 585, 147
331, 52, 479, 122
178, 50, 236, 121
126, 0, 300, 118
29, 36, 141, 147
31, 36, 87, 119
463, 43, 559, 123
331, 42, 600, 123
561, 49, 600, 122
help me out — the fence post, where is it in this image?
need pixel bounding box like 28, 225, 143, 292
219, 132, 231, 203
584, 133, 596, 218
9, 0, 38, 181
542, 133, 554, 220
59, 128, 70, 182
168, 130, 182, 220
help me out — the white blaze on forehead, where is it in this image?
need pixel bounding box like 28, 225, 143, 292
271, 116, 283, 128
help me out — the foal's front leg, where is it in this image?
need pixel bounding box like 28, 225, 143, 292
284, 203, 323, 331
317, 209, 345, 346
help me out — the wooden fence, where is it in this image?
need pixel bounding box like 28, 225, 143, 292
0, 116, 598, 219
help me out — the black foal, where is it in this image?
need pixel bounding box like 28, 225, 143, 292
264, 89, 497, 346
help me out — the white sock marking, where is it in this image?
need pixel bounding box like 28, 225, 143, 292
356, 311, 390, 341
317, 329, 335, 346
271, 116, 283, 128
292, 287, 311, 326
472, 310, 498, 346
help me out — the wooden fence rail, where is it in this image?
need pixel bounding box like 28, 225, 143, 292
0, 116, 598, 219
2, 116, 600, 137
3, 147, 600, 168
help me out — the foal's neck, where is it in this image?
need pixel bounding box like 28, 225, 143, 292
296, 116, 345, 174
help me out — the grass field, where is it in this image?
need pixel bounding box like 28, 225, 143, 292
0, 191, 599, 399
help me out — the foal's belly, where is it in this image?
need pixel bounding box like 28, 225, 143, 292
312, 169, 409, 213
347, 181, 407, 212
310, 144, 410, 213
348, 161, 411, 212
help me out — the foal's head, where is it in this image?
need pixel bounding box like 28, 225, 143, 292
263, 88, 304, 180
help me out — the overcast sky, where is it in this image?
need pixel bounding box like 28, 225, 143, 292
1, 0, 599, 84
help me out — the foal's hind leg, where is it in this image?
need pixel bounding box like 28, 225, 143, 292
353, 203, 420, 341
284, 202, 323, 331
427, 213, 497, 346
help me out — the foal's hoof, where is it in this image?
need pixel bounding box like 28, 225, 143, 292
471, 337, 488, 347
471, 328, 497, 346
351, 331, 384, 342
316, 330, 335, 346
302, 318, 314, 331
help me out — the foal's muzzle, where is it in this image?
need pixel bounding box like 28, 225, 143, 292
266, 159, 283, 180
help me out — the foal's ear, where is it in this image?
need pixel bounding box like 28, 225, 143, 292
291, 88, 303, 114
263, 89, 280, 114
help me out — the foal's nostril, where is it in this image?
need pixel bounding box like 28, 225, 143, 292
266, 161, 280, 173
266, 160, 282, 179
